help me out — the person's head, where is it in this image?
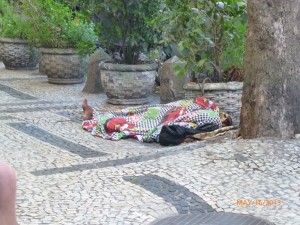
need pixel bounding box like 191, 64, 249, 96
220, 113, 233, 127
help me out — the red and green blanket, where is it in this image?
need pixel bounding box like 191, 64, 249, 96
82, 97, 222, 145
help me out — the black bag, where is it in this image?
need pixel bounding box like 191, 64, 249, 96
159, 123, 219, 146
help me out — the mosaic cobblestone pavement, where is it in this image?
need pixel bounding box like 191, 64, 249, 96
0, 63, 299, 225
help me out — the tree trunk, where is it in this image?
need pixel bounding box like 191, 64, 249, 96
240, 0, 300, 138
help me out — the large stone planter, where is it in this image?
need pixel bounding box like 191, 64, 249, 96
0, 42, 2, 61
100, 62, 157, 105
0, 37, 40, 70
39, 48, 88, 84
184, 81, 243, 126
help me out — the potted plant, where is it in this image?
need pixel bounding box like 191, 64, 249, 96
0, 0, 40, 70
77, 0, 163, 104
154, 0, 246, 125
21, 0, 98, 84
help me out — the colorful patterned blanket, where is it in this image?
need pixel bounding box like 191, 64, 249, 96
82, 97, 222, 144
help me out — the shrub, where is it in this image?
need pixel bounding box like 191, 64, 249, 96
153, 0, 246, 81
21, 0, 98, 55
73, 0, 163, 64
0, 0, 29, 39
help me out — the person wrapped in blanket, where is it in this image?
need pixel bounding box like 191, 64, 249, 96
82, 97, 232, 146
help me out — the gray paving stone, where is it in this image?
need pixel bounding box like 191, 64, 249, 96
31, 143, 204, 176
8, 122, 107, 158
0, 115, 14, 120
0, 105, 77, 113
0, 83, 37, 100
124, 175, 215, 214
150, 212, 275, 225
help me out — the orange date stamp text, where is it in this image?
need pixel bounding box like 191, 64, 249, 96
236, 199, 281, 206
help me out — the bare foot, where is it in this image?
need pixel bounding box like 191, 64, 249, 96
82, 98, 94, 120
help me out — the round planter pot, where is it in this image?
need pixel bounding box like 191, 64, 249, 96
39, 48, 88, 84
100, 62, 157, 105
0, 37, 40, 70
184, 81, 243, 126
0, 42, 2, 61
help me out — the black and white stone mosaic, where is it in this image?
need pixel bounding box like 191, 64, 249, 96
8, 122, 107, 158
0, 63, 299, 225
151, 212, 276, 225
0, 83, 37, 100
31, 142, 202, 176
124, 175, 215, 214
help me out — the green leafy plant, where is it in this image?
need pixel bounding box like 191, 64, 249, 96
21, 0, 98, 55
0, 0, 29, 39
74, 0, 163, 64
153, 0, 246, 82
220, 3, 246, 71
